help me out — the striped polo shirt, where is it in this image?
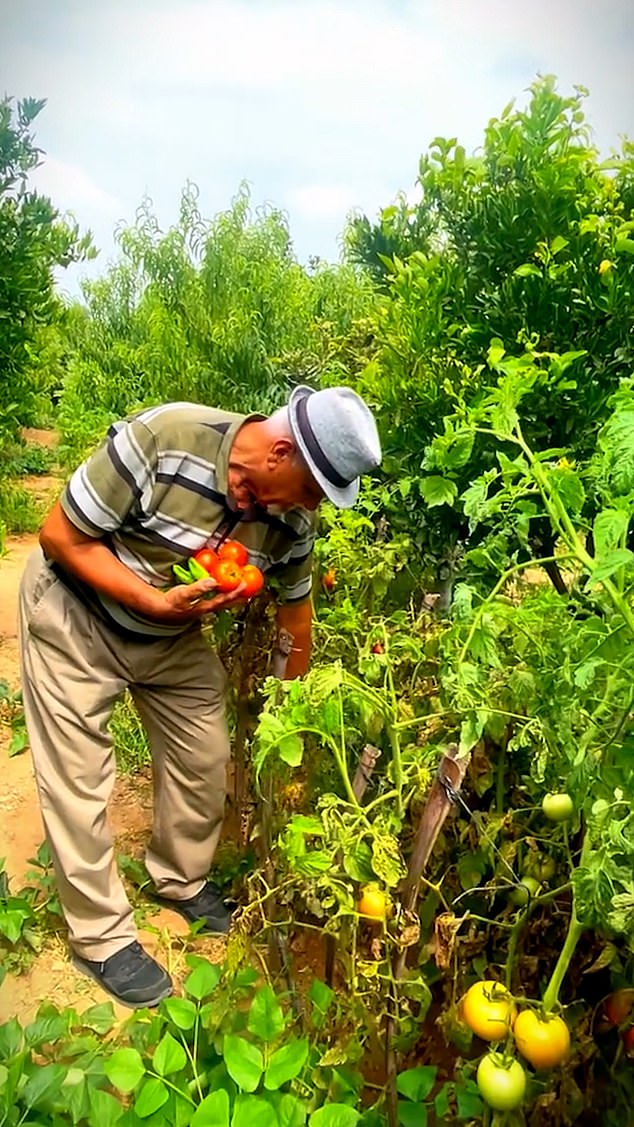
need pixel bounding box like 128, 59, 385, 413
58, 402, 316, 638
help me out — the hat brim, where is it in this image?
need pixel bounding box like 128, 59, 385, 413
288, 385, 360, 509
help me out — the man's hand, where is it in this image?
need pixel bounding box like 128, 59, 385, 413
157, 578, 249, 622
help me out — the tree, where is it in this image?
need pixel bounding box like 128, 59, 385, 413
0, 96, 94, 439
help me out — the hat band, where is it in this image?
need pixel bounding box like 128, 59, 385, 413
296, 394, 351, 489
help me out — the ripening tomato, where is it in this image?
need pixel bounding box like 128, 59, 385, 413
357, 884, 388, 922
218, 539, 249, 567
371, 642, 384, 654
476, 1052, 526, 1111
210, 559, 243, 592
461, 981, 517, 1042
623, 1025, 634, 1057
604, 989, 634, 1028
542, 793, 574, 822
513, 1010, 570, 1070
322, 568, 336, 590
194, 547, 219, 573
240, 564, 265, 598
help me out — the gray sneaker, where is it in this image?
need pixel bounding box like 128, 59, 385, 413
73, 941, 172, 1008
153, 882, 234, 934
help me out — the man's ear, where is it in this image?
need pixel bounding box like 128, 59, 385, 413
267, 437, 295, 470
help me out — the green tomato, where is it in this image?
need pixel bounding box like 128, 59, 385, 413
477, 1052, 527, 1111
542, 793, 574, 822
509, 875, 541, 908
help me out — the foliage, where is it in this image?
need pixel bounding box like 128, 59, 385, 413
0, 96, 94, 441
346, 76, 634, 568
56, 183, 376, 465
0, 956, 385, 1126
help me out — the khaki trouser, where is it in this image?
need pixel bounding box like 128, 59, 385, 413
17, 549, 230, 961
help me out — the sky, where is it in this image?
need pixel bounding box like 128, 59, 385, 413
2, 0, 634, 299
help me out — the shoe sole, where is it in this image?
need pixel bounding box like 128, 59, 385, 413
72, 954, 173, 1009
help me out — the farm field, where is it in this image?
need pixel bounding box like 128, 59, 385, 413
2, 76, 634, 1126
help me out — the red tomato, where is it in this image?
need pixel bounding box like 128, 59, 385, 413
322, 568, 336, 590
210, 559, 243, 592
371, 642, 384, 654
624, 1025, 634, 1056
240, 564, 265, 598
218, 540, 249, 567
194, 548, 219, 572
604, 989, 634, 1028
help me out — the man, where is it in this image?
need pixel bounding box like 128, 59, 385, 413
17, 384, 381, 1008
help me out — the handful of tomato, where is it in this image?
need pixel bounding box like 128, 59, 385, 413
173, 540, 265, 598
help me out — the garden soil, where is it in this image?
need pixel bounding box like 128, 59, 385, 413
0, 464, 226, 1025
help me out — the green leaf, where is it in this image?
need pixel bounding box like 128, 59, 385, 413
343, 840, 375, 883
615, 236, 634, 254
487, 337, 506, 366
191, 1088, 230, 1127
371, 833, 406, 887
223, 1035, 264, 1092
513, 263, 541, 278
22, 1063, 66, 1107
588, 548, 634, 585
593, 509, 629, 557
455, 1079, 484, 1118
184, 960, 222, 1000
87, 1086, 125, 1126
459, 714, 484, 755
398, 1102, 427, 1127
248, 986, 286, 1043
309, 1106, 360, 1127
264, 1039, 309, 1090
152, 1031, 187, 1076
104, 1047, 145, 1093
134, 1075, 169, 1118
78, 1002, 117, 1034
277, 1093, 308, 1127
232, 1095, 279, 1127
419, 476, 457, 508
163, 995, 198, 1030
278, 733, 305, 767
396, 1067, 437, 1102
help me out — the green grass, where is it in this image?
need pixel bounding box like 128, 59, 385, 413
111, 692, 151, 773
0, 483, 44, 534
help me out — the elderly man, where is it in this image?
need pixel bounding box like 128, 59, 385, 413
17, 385, 381, 1008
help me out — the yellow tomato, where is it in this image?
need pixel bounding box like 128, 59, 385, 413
513, 1010, 570, 1070
461, 981, 517, 1042
357, 884, 388, 921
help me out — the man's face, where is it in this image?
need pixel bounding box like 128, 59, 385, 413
257, 456, 324, 511
228, 436, 325, 512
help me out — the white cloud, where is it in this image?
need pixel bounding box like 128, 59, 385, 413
2, 0, 632, 295
30, 156, 124, 222
287, 184, 360, 221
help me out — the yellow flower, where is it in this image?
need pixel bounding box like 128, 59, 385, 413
599, 259, 613, 275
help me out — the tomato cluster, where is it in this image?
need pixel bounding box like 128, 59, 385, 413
460, 980, 572, 1112
173, 540, 264, 598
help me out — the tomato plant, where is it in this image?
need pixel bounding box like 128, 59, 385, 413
461, 981, 516, 1042
218, 539, 249, 567
513, 1011, 570, 1070
476, 1053, 526, 1111
542, 793, 574, 822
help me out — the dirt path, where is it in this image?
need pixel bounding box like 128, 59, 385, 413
0, 504, 225, 1023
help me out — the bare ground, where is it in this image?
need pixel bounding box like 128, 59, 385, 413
0, 474, 227, 1025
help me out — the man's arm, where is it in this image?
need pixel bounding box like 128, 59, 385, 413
275, 598, 312, 679
40, 500, 245, 622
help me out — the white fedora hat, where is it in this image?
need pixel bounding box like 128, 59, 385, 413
287, 385, 382, 508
